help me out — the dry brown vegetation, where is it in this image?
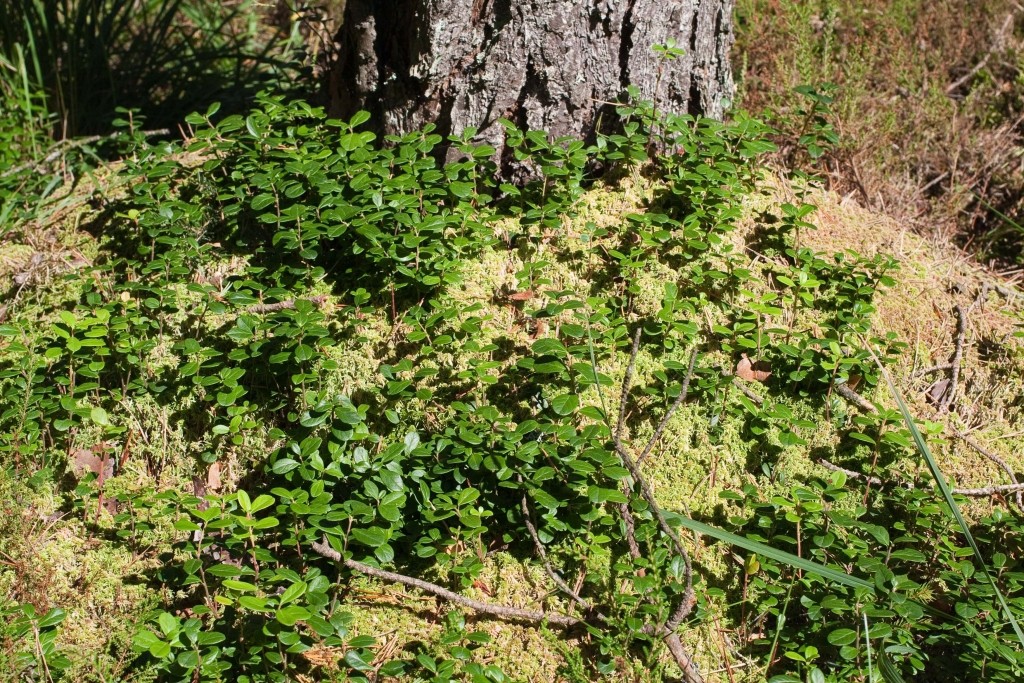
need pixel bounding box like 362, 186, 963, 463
735, 0, 1024, 273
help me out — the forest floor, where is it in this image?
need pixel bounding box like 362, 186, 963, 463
3, 158, 1023, 681
4, 1, 1024, 682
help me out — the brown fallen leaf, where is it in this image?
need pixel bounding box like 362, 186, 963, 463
301, 645, 344, 669
192, 474, 206, 500
192, 463, 221, 512
736, 354, 772, 383
71, 445, 117, 516
207, 461, 222, 492
927, 378, 950, 406
71, 448, 114, 479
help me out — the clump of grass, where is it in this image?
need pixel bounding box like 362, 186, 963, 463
0, 0, 307, 138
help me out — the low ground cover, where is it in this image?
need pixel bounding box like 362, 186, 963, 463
1, 91, 1023, 682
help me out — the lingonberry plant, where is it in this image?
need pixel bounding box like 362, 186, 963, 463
1, 85, 1022, 683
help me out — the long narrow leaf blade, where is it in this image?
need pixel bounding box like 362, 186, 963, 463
878, 645, 907, 683
878, 362, 1024, 650
672, 516, 873, 590
673, 508, 993, 640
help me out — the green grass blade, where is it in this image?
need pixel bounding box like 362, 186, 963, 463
672, 516, 874, 591
864, 612, 875, 682
973, 193, 1024, 239
877, 362, 1024, 650
878, 643, 907, 683
672, 512, 998, 645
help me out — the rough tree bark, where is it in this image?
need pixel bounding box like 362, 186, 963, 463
324, 0, 734, 166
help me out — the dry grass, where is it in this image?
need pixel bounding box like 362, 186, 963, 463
735, 0, 1024, 272
757, 176, 1024, 498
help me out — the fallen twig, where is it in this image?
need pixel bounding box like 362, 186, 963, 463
919, 171, 949, 196
834, 383, 875, 413
912, 364, 952, 378
522, 488, 703, 682
614, 331, 696, 631
246, 295, 329, 314
615, 329, 639, 444
993, 282, 1018, 301
938, 305, 967, 414
818, 458, 884, 486
951, 429, 1023, 509
820, 457, 1024, 497
665, 632, 705, 683
615, 343, 644, 564
951, 483, 1024, 496
311, 537, 583, 628
611, 329, 704, 683
620, 500, 644, 565
519, 484, 602, 617
636, 346, 698, 466
968, 283, 989, 316
0, 128, 172, 180
946, 8, 1021, 95
732, 378, 765, 406
832, 384, 1024, 506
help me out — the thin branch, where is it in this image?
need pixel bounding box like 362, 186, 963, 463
246, 295, 329, 314
919, 171, 949, 196
951, 429, 1023, 509
615, 331, 645, 567
968, 283, 990, 316
946, 9, 1020, 94
311, 537, 583, 628
637, 345, 698, 466
894, 300, 1017, 505
0, 128, 172, 179
912, 364, 952, 378
613, 332, 695, 630
946, 52, 995, 95
818, 458, 884, 486
938, 305, 967, 414
953, 483, 1024, 496
316, 523, 707, 676
732, 378, 765, 406
605, 329, 704, 681
834, 383, 875, 413
830, 381, 1024, 505
665, 632, 706, 683
678, 345, 699, 406
616, 328, 641, 443
519, 486, 603, 617
993, 282, 1019, 301
523, 473, 702, 681
820, 457, 1024, 497
619, 501, 644, 563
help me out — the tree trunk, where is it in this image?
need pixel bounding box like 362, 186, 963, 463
324, 0, 734, 168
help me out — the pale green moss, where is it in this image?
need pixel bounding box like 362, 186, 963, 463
0, 469, 158, 683
337, 554, 570, 682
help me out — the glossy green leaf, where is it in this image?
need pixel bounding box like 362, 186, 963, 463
276, 605, 310, 626
279, 580, 307, 606
550, 393, 580, 416
351, 527, 388, 548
